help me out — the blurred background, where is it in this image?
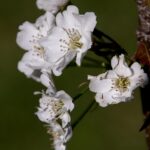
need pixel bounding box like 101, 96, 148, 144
0, 0, 147, 150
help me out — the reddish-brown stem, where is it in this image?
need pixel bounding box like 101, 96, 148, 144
136, 0, 150, 149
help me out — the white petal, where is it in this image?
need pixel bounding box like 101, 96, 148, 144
50, 121, 66, 143
113, 54, 132, 77
74, 12, 97, 32
41, 27, 69, 63
16, 22, 39, 51
39, 95, 50, 109
120, 90, 133, 101
35, 11, 55, 36
18, 51, 51, 85
56, 90, 74, 111
36, 0, 68, 13
52, 59, 65, 76
75, 51, 83, 66
106, 70, 118, 79
40, 73, 57, 93
108, 89, 132, 103
111, 55, 118, 69
64, 126, 72, 142
88, 72, 107, 81
131, 62, 142, 72
56, 5, 79, 28
88, 77, 112, 93
17, 12, 54, 51
75, 35, 92, 66
66, 5, 79, 14
54, 144, 66, 150
130, 62, 148, 88
52, 50, 76, 76
36, 109, 54, 123
95, 88, 132, 107
103, 91, 122, 105
95, 93, 108, 107
40, 73, 54, 88
20, 51, 47, 69
60, 113, 71, 128
18, 57, 43, 82
88, 75, 95, 80
95, 91, 119, 107
18, 61, 33, 77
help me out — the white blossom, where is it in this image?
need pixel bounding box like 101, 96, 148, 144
17, 12, 55, 51
36, 90, 74, 127
41, 5, 97, 76
36, 0, 69, 13
88, 54, 148, 107
17, 12, 55, 85
47, 121, 72, 150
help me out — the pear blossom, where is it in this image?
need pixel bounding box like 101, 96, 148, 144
36, 0, 69, 13
41, 5, 97, 75
17, 12, 55, 84
36, 89, 74, 150
16, 12, 55, 51
47, 121, 72, 150
88, 54, 148, 107
36, 90, 74, 127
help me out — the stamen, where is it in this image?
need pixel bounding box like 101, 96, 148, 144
59, 28, 83, 52
33, 46, 45, 58
30, 33, 45, 57
51, 100, 64, 115
115, 77, 130, 92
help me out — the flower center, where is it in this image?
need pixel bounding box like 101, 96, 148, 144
47, 127, 63, 140
33, 46, 45, 57
30, 34, 45, 57
60, 28, 83, 52
51, 100, 64, 114
115, 77, 130, 92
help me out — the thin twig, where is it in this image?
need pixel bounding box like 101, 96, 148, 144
93, 28, 127, 55
73, 88, 88, 102
72, 100, 95, 129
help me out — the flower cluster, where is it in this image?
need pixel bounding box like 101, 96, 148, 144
17, 0, 149, 149
36, 89, 74, 149
88, 54, 148, 107
17, 0, 96, 149
17, 3, 96, 83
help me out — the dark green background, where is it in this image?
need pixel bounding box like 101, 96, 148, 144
0, 0, 147, 150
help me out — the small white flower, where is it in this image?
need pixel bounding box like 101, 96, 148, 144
36, 90, 74, 127
17, 12, 55, 84
48, 121, 72, 150
17, 12, 55, 51
88, 54, 148, 107
36, 0, 69, 13
41, 5, 97, 75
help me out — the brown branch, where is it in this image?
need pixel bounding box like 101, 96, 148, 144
136, 0, 150, 149
90, 28, 128, 64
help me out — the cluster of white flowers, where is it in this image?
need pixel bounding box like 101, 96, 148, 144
17, 0, 149, 149
88, 54, 148, 107
36, 89, 74, 150
17, 0, 97, 149
17, 2, 96, 82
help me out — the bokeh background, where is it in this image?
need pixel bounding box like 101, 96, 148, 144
0, 0, 147, 150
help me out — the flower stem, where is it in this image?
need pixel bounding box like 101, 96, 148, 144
73, 88, 88, 102
92, 28, 127, 55
72, 100, 95, 129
